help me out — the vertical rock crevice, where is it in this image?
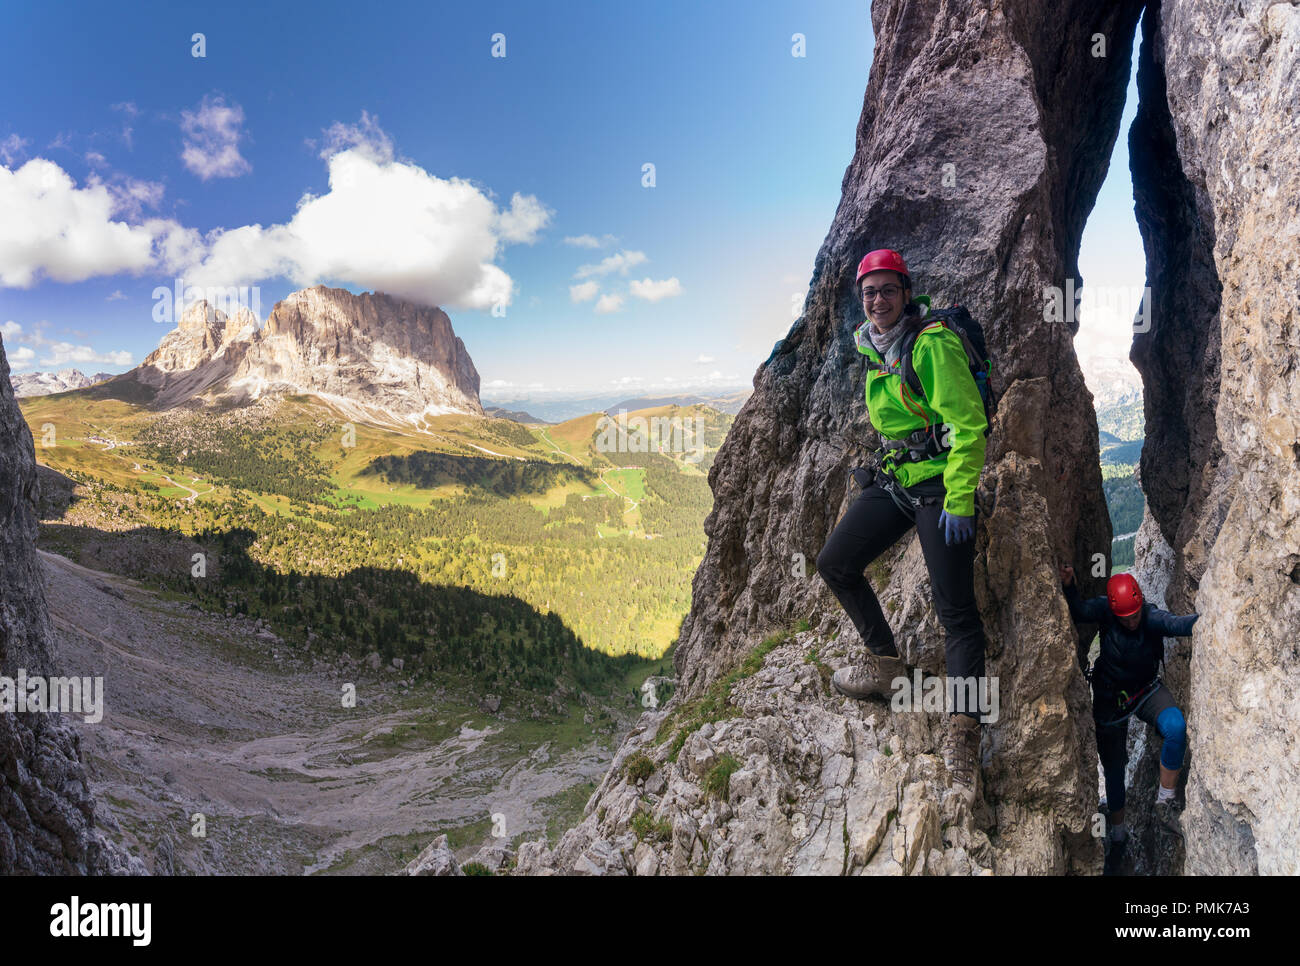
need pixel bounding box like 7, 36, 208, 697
1133, 0, 1300, 875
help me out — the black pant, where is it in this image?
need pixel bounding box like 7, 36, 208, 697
816, 472, 986, 701
1094, 681, 1177, 813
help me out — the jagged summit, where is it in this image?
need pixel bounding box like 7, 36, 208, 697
123, 284, 483, 423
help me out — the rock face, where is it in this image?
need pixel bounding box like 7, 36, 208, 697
1130, 0, 1300, 876
520, 455, 1097, 875
11, 370, 114, 398
131, 300, 258, 409
125, 285, 483, 422
515, 0, 1298, 875
400, 835, 464, 876
0, 335, 142, 874
140, 300, 257, 379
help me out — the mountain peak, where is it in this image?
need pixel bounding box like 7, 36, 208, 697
126, 286, 482, 422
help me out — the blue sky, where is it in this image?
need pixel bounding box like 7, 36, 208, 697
0, 0, 1142, 400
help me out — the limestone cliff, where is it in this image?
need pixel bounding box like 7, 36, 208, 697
227, 286, 483, 421
124, 285, 483, 422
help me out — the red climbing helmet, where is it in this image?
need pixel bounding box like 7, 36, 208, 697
1107, 573, 1144, 618
856, 249, 911, 289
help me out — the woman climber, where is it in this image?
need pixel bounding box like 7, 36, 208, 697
815, 248, 991, 793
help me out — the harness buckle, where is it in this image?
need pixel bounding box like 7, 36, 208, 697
882, 426, 949, 464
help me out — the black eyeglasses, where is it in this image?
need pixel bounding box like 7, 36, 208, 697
861, 284, 903, 301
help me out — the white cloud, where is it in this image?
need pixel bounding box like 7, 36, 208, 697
314, 110, 393, 163
0, 134, 29, 166
38, 341, 132, 367
111, 101, 138, 149
106, 290, 126, 301
85, 151, 108, 167
1, 115, 544, 313
178, 123, 550, 309
569, 280, 599, 303
0, 159, 187, 287
594, 293, 624, 314
575, 250, 646, 279
3, 317, 131, 370
629, 276, 682, 302
8, 345, 35, 367
180, 95, 251, 180
695, 354, 714, 364
496, 192, 552, 243
103, 175, 165, 220
564, 233, 616, 248
609, 375, 644, 385
483, 379, 546, 391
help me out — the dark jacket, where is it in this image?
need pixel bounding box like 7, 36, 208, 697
1063, 582, 1198, 697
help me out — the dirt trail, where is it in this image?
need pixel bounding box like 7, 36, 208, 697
599, 469, 639, 510
40, 549, 627, 875
539, 428, 583, 466
158, 474, 209, 502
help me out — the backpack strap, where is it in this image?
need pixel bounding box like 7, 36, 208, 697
898, 321, 944, 401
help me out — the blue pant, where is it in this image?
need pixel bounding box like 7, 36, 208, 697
1094, 682, 1186, 812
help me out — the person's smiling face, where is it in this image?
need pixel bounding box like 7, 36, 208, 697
860, 269, 909, 330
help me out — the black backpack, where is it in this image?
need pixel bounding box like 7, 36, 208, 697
895, 304, 995, 435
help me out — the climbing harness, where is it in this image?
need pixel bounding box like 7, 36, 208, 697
863, 447, 943, 521
1103, 676, 1162, 725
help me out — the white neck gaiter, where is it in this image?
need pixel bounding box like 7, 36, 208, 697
868, 314, 911, 366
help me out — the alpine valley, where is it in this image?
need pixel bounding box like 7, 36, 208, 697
14, 284, 741, 873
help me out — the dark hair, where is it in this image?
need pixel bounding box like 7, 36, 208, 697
858, 271, 912, 301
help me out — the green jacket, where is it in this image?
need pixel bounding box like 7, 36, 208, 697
854, 310, 988, 516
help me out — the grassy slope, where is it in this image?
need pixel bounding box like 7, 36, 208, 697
20, 390, 729, 663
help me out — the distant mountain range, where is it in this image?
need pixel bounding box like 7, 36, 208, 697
12, 369, 116, 398
1095, 386, 1144, 444
605, 390, 752, 415
21, 286, 754, 428
106, 285, 482, 426
483, 389, 753, 423
483, 406, 551, 424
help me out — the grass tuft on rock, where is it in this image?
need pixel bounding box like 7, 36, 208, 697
704, 753, 741, 800
630, 811, 673, 843
655, 622, 804, 762
623, 752, 655, 784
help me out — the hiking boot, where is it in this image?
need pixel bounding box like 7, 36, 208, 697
943, 713, 982, 789
1154, 799, 1183, 839
831, 651, 909, 700
1103, 834, 1128, 876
